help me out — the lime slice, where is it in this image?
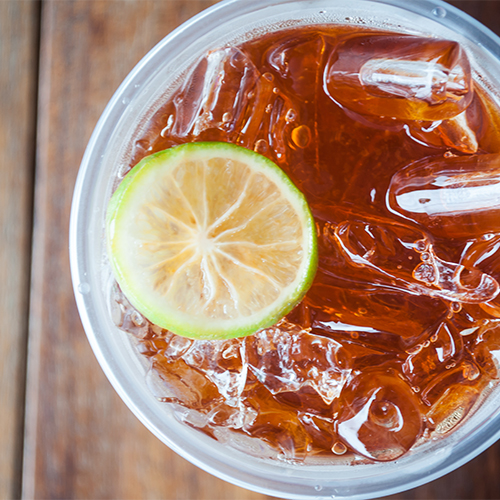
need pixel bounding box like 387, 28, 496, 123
106, 142, 317, 339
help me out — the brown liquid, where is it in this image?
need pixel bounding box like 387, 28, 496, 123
112, 26, 500, 462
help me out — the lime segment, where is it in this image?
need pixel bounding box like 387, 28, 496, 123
106, 142, 317, 339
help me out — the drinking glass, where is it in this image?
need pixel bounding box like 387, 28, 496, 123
70, 1, 500, 498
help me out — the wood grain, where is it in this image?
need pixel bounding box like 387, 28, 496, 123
22, 1, 275, 499
0, 2, 39, 500
20, 1, 500, 499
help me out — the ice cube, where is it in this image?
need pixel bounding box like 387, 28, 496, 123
471, 321, 500, 378
460, 233, 500, 276
181, 338, 248, 404
161, 46, 309, 165
407, 110, 478, 154
324, 34, 472, 121
419, 362, 477, 406
147, 357, 221, 409
264, 33, 326, 167
110, 283, 150, 339
169, 48, 261, 140
438, 111, 478, 153
337, 370, 423, 461
299, 413, 336, 454
244, 320, 350, 405
305, 280, 447, 341
402, 320, 464, 388
387, 153, 500, 238
243, 402, 311, 461
427, 385, 480, 435
459, 234, 500, 317
332, 208, 499, 303
267, 32, 325, 102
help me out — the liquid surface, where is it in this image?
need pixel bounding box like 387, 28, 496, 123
110, 26, 500, 462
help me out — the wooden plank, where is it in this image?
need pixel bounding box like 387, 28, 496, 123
22, 1, 276, 499
0, 2, 39, 500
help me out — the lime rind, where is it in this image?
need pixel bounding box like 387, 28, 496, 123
107, 142, 318, 340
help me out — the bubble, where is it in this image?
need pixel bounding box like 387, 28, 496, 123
406, 344, 423, 355
415, 239, 427, 252
314, 485, 323, 492
450, 302, 462, 313
413, 262, 436, 284
463, 363, 480, 380
265, 104, 273, 113
291, 125, 312, 148
432, 7, 447, 18
122, 97, 130, 105
263, 72, 274, 82
78, 282, 90, 294
222, 112, 233, 123
254, 139, 269, 154
285, 108, 297, 122
331, 441, 347, 455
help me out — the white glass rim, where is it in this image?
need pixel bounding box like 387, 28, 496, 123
70, 1, 500, 498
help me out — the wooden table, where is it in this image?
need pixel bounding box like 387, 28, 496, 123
3, 1, 500, 499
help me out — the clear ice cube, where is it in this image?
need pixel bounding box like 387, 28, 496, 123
306, 280, 447, 342
387, 153, 500, 238
164, 46, 307, 164
182, 339, 248, 405
407, 110, 478, 154
324, 35, 472, 121
147, 357, 221, 409
337, 370, 423, 461
402, 320, 464, 389
170, 48, 261, 139
427, 385, 480, 435
459, 233, 500, 317
332, 208, 499, 303
264, 33, 326, 165
245, 320, 350, 405
267, 32, 325, 103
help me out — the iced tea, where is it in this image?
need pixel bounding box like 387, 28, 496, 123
110, 25, 500, 462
